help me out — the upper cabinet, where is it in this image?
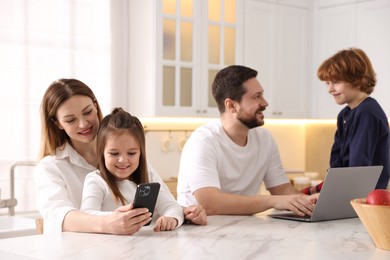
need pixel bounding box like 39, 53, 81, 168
312, 0, 390, 118
243, 0, 311, 118
127, 0, 389, 119
128, 0, 241, 117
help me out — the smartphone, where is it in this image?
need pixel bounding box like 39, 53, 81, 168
133, 182, 160, 226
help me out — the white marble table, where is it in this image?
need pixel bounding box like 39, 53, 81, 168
0, 216, 36, 239
0, 213, 389, 260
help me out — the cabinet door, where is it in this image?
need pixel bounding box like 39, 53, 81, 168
243, 0, 277, 116
128, 0, 235, 117
157, 0, 200, 117
357, 0, 390, 117
199, 0, 239, 117
243, 0, 309, 118
156, 0, 237, 117
275, 5, 309, 118
313, 0, 390, 119
313, 4, 356, 119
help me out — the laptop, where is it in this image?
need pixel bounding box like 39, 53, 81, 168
270, 165, 383, 222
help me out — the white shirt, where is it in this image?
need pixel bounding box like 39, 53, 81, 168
34, 142, 181, 233
177, 120, 289, 207
34, 143, 95, 234
80, 170, 184, 226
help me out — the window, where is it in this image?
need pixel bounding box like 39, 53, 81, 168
0, 0, 113, 162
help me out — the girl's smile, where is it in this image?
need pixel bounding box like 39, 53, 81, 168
104, 132, 141, 181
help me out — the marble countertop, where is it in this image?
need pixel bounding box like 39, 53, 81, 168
0, 216, 36, 239
0, 213, 389, 260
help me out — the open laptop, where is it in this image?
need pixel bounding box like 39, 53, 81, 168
270, 166, 383, 222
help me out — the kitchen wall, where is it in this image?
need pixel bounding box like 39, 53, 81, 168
5, 119, 390, 215
1, 119, 336, 216
143, 118, 337, 181
0, 162, 36, 216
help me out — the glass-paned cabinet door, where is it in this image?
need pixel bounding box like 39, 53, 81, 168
162, 0, 195, 111
204, 0, 236, 111
160, 0, 238, 116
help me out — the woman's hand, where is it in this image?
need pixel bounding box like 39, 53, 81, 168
106, 204, 151, 235
183, 205, 207, 225
153, 216, 178, 232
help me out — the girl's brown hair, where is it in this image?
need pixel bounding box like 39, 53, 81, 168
96, 108, 149, 205
317, 48, 376, 94
39, 79, 103, 159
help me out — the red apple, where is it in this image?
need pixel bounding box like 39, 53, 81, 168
366, 189, 390, 206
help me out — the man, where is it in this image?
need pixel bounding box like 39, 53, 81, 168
177, 65, 316, 216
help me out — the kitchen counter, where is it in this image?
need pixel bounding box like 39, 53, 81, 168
0, 212, 389, 260
0, 216, 36, 239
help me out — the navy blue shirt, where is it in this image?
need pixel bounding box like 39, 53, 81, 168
330, 97, 389, 189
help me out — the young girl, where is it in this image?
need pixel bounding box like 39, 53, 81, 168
302, 48, 389, 194
81, 108, 184, 231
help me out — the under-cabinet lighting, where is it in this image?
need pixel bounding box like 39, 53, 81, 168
139, 117, 337, 131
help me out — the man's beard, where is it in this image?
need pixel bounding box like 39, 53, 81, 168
237, 110, 264, 129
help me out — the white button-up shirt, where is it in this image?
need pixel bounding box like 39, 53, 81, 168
34, 142, 182, 234
34, 143, 96, 234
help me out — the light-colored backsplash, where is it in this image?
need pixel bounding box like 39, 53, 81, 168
305, 122, 337, 179
143, 119, 337, 181
3, 119, 389, 215
0, 118, 346, 215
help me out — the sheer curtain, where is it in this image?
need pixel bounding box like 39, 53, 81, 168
0, 0, 129, 214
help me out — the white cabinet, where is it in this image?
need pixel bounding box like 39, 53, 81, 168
312, 0, 390, 118
127, 0, 241, 117
311, 4, 356, 119
357, 0, 390, 118
127, 0, 389, 119
243, 0, 311, 118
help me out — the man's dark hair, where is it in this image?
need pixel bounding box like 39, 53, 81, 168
212, 65, 258, 113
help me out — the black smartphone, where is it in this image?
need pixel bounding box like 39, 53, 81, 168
133, 182, 160, 226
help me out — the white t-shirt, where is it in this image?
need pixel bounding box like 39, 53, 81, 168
177, 120, 289, 207
80, 170, 184, 226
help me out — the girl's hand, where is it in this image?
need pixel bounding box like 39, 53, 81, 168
184, 205, 207, 225
153, 216, 178, 232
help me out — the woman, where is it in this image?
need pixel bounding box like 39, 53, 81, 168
34, 79, 206, 234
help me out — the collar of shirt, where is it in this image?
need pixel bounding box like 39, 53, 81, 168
55, 142, 96, 171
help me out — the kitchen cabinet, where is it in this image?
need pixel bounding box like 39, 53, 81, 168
312, 0, 390, 118
243, 0, 311, 118
127, 0, 241, 117
357, 0, 390, 118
